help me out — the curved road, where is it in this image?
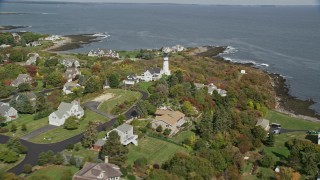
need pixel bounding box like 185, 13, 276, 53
0, 91, 148, 175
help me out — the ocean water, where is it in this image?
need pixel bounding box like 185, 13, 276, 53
1, 2, 320, 113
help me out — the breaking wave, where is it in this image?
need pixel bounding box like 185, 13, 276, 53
223, 57, 269, 67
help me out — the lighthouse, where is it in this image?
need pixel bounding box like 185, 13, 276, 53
163, 55, 171, 76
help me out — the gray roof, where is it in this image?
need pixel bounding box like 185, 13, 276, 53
116, 123, 133, 133
11, 74, 32, 86
73, 162, 122, 180
58, 102, 73, 112
0, 102, 11, 116
64, 82, 79, 90
147, 67, 162, 75
94, 139, 106, 147
256, 119, 270, 129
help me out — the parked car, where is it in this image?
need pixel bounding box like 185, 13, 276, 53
307, 130, 319, 135
271, 123, 281, 129
273, 129, 281, 134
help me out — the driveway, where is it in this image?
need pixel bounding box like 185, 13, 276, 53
0, 90, 148, 175
20, 125, 57, 140
82, 101, 115, 119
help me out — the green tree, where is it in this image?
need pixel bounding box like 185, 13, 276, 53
35, 93, 47, 112
265, 133, 275, 147
156, 125, 163, 132
10, 124, 17, 132
21, 32, 43, 43
21, 123, 27, 131
259, 154, 275, 168
182, 101, 196, 117
18, 83, 31, 92
10, 94, 34, 114
2, 151, 19, 163
251, 126, 267, 141
69, 154, 76, 166
163, 128, 172, 136
0, 85, 14, 98
81, 121, 98, 148
0, 115, 6, 123
23, 164, 33, 174
99, 131, 129, 166
45, 71, 63, 87
9, 49, 27, 62
84, 76, 102, 94
64, 116, 79, 130
108, 74, 120, 88
53, 153, 64, 165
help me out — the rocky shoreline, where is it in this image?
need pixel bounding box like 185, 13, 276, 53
0, 25, 29, 30
47, 34, 101, 51
197, 46, 320, 121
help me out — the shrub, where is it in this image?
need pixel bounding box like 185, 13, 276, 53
259, 154, 275, 168
0, 127, 9, 133
66, 144, 74, 150
33, 110, 52, 120
163, 128, 172, 136
156, 125, 163, 132
23, 164, 32, 174
127, 175, 136, 180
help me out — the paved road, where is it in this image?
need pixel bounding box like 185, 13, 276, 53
82, 101, 115, 119
0, 91, 148, 175
21, 125, 57, 140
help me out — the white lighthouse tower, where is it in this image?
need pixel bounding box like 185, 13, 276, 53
163, 56, 171, 76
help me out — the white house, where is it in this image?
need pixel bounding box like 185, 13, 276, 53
44, 35, 60, 41
61, 59, 80, 68
318, 134, 320, 145
0, 44, 11, 49
138, 56, 170, 82
161, 45, 185, 53
123, 74, 139, 86
106, 124, 138, 146
0, 102, 18, 122
63, 82, 81, 94
103, 79, 110, 89
88, 48, 120, 59
26, 41, 41, 47
240, 70, 246, 74
49, 100, 84, 126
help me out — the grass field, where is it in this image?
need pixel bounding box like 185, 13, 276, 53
30, 110, 107, 144
4, 114, 48, 138
63, 143, 99, 161
99, 89, 141, 114
126, 136, 188, 165
265, 111, 320, 130
26, 165, 79, 180
0, 145, 26, 172
171, 130, 195, 144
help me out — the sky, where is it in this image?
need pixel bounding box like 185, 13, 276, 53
16, 0, 319, 5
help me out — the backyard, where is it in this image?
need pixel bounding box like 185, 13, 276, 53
26, 165, 79, 180
126, 136, 188, 166
4, 114, 48, 138
98, 89, 141, 115
29, 110, 107, 144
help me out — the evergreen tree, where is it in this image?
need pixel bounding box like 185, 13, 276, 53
99, 131, 128, 166
265, 133, 275, 147
10, 94, 34, 114
21, 123, 27, 131
108, 74, 120, 88
81, 121, 98, 148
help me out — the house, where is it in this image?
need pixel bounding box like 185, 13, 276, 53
123, 74, 139, 86
103, 79, 110, 89
88, 49, 120, 59
61, 59, 80, 68
0, 44, 11, 48
256, 119, 270, 131
26, 41, 41, 47
63, 82, 81, 94
44, 35, 60, 41
161, 45, 185, 53
216, 89, 227, 97
138, 67, 163, 82
25, 53, 40, 65
318, 134, 320, 145
151, 109, 185, 135
0, 102, 18, 122
49, 100, 84, 126
64, 68, 81, 82
92, 139, 106, 151
207, 83, 218, 94
106, 123, 138, 146
72, 157, 122, 180
12, 33, 21, 42
240, 70, 246, 74
10, 74, 32, 87
194, 83, 205, 89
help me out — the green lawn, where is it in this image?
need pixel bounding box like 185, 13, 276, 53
26, 165, 79, 180
4, 114, 48, 138
118, 50, 140, 59
63, 143, 98, 161
29, 110, 107, 144
265, 111, 320, 130
127, 136, 188, 165
136, 82, 153, 93
171, 130, 195, 144
99, 89, 141, 114
263, 132, 307, 162
0, 145, 26, 172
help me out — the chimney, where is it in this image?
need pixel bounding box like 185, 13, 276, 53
104, 156, 109, 163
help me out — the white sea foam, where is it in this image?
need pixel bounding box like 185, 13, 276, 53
221, 46, 238, 55
223, 57, 269, 67
41, 13, 56, 15
92, 32, 110, 39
